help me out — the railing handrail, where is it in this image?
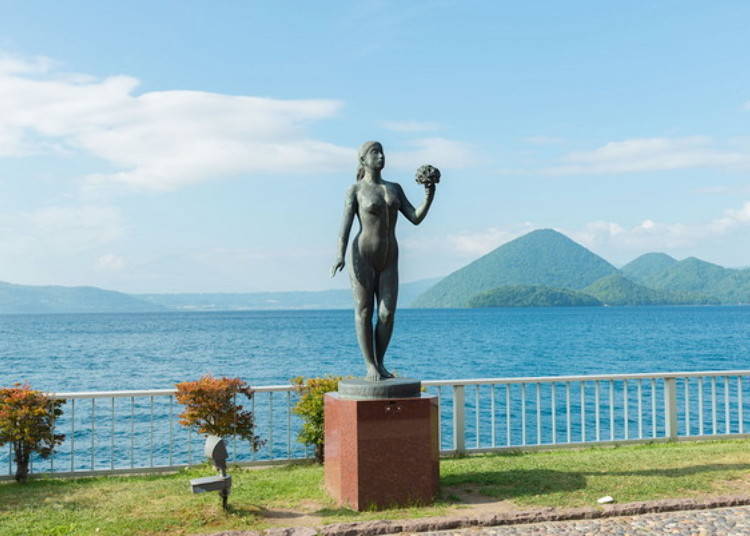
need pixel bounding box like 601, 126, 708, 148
423, 370, 750, 386
49, 384, 296, 399
46, 370, 750, 399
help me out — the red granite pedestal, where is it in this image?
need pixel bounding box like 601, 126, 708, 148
324, 393, 439, 511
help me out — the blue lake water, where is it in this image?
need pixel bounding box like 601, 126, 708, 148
3, 306, 750, 473
2, 307, 750, 391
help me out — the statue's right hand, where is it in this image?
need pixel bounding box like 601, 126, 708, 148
330, 259, 345, 278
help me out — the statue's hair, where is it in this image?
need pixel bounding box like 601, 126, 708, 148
356, 141, 382, 181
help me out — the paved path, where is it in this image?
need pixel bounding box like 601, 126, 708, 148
420, 505, 750, 535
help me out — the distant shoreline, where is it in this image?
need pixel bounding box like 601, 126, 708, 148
2, 303, 750, 316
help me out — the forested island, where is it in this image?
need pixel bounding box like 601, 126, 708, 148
467, 285, 602, 307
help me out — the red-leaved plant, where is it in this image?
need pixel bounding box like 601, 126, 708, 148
175, 375, 263, 452
0, 383, 65, 482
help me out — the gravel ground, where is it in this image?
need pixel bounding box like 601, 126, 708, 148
419, 505, 750, 535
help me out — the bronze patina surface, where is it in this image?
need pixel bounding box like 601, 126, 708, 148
331, 141, 438, 384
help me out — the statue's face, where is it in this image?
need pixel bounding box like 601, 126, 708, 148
362, 144, 385, 171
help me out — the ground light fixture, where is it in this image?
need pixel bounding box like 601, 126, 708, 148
189, 435, 232, 510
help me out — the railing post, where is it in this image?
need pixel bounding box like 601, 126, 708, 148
665, 378, 678, 440
453, 385, 466, 455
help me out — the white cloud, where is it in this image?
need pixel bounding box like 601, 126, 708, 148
0, 53, 54, 75
0, 204, 125, 285
113, 245, 337, 293
380, 120, 440, 132
10, 205, 124, 253
446, 224, 535, 257
401, 222, 534, 261
567, 200, 750, 255
97, 254, 125, 271
388, 137, 478, 170
714, 201, 750, 230
0, 54, 352, 191
544, 137, 749, 175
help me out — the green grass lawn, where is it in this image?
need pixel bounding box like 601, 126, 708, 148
3, 440, 750, 536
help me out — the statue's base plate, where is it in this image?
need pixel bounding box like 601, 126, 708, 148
338, 378, 421, 400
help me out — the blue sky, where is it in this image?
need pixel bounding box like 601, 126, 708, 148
1, 1, 749, 292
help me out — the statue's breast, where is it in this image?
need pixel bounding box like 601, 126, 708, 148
384, 192, 399, 210
358, 184, 398, 216
362, 198, 385, 215
383, 184, 400, 210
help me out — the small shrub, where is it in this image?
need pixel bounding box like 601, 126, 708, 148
291, 376, 341, 463
175, 375, 263, 451
0, 383, 65, 483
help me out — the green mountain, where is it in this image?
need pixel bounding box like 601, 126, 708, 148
631, 257, 750, 303
635, 257, 726, 292
711, 269, 750, 303
467, 285, 602, 307
0, 281, 165, 314
412, 229, 618, 307
621, 253, 678, 282
582, 274, 719, 306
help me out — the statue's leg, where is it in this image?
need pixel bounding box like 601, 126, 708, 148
374, 262, 397, 379
350, 247, 380, 381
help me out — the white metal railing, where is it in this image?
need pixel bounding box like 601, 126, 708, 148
422, 370, 750, 455
3, 385, 308, 480
3, 370, 750, 480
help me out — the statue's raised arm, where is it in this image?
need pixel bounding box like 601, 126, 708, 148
398, 165, 439, 225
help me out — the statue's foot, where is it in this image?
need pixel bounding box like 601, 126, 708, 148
378, 365, 395, 379
365, 366, 382, 382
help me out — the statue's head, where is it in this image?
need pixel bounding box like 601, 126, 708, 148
356, 141, 384, 180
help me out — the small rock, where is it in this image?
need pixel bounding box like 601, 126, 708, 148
264, 528, 317, 536
597, 496, 614, 504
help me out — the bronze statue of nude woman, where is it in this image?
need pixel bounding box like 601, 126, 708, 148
331, 141, 439, 382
